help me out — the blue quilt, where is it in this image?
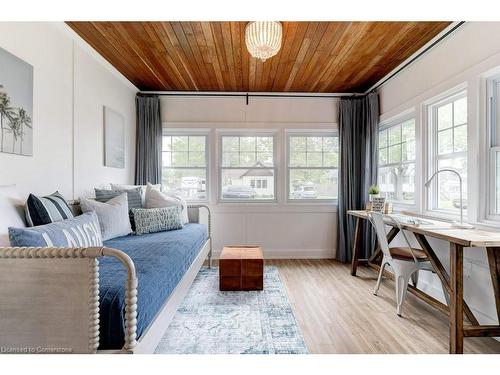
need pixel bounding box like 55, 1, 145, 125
99, 223, 208, 349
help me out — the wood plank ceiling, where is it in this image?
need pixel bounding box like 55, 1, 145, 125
67, 21, 450, 93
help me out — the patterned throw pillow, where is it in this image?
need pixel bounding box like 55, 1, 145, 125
132, 207, 184, 235
145, 183, 189, 224
9, 212, 102, 247
25, 191, 74, 227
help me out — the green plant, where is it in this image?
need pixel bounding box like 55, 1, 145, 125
368, 185, 380, 195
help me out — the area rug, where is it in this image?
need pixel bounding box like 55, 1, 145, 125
154, 266, 308, 354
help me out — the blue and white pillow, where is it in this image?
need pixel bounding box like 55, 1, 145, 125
9, 212, 102, 247
25, 191, 74, 227
132, 207, 184, 235
94, 188, 143, 209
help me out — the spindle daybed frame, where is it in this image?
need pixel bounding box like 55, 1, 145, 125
0, 205, 212, 354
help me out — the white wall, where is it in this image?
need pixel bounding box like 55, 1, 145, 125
162, 96, 338, 259
0, 22, 137, 199
378, 22, 500, 327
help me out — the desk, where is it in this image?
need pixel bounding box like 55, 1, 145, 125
348, 210, 500, 354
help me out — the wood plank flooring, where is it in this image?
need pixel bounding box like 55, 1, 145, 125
266, 259, 500, 354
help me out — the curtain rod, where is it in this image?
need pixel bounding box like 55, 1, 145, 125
138, 92, 361, 100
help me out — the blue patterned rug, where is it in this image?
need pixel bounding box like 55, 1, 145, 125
154, 266, 308, 354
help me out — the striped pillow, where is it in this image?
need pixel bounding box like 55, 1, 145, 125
94, 188, 143, 209
25, 191, 74, 227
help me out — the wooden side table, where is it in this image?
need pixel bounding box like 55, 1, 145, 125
219, 245, 264, 291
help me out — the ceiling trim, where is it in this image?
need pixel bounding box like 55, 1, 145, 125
365, 21, 465, 94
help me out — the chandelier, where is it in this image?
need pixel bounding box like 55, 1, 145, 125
245, 21, 282, 62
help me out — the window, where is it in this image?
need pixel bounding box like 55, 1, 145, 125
488, 75, 500, 217
378, 117, 416, 204
428, 91, 467, 213
162, 134, 208, 201
220, 134, 275, 201
287, 134, 339, 201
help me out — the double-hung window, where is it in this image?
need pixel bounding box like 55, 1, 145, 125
162, 133, 208, 201
287, 133, 339, 201
427, 90, 468, 213
219, 134, 276, 201
378, 116, 416, 204
488, 75, 500, 218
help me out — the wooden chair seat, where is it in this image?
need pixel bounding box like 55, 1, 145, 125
389, 247, 428, 261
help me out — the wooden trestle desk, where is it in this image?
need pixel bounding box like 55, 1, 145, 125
348, 210, 500, 354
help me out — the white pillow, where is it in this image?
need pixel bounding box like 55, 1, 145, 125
80, 193, 132, 241
0, 185, 26, 246
110, 183, 161, 206
145, 183, 189, 224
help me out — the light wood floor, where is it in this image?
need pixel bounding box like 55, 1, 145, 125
266, 259, 500, 354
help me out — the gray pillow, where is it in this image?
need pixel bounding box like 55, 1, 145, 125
131, 207, 184, 235
94, 188, 142, 209
80, 193, 132, 241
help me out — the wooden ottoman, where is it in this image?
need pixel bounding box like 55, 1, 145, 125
219, 245, 263, 291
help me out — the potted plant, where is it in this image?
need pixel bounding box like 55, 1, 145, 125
368, 185, 380, 202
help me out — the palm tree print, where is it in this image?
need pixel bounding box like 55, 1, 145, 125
7, 107, 32, 154
14, 108, 32, 154
0, 90, 14, 152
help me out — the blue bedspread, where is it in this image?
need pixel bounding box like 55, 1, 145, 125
99, 223, 208, 349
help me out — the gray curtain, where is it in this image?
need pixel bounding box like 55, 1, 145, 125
337, 92, 379, 263
135, 95, 162, 185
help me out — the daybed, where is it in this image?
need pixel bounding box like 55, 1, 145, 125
0, 196, 212, 354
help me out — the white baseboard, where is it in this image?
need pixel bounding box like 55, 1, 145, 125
211, 248, 335, 260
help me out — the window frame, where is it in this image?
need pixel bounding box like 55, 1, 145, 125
218, 130, 278, 204
161, 129, 210, 203
487, 74, 500, 222
377, 111, 417, 208
426, 88, 468, 217
286, 130, 339, 204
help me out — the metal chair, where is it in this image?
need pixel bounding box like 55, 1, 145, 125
368, 211, 435, 316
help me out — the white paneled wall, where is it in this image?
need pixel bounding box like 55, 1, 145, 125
162, 95, 339, 258
0, 22, 137, 199
378, 22, 500, 328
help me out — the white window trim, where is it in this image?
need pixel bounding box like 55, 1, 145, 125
285, 129, 339, 204
161, 128, 210, 203
378, 110, 417, 210
424, 85, 468, 219
217, 129, 278, 204
486, 74, 500, 223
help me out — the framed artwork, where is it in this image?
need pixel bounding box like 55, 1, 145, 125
0, 47, 33, 156
103, 106, 125, 169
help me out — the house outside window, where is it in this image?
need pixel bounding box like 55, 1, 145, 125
219, 134, 276, 202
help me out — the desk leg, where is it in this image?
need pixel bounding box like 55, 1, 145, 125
415, 234, 478, 326
486, 247, 500, 323
450, 243, 464, 354
351, 217, 362, 276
